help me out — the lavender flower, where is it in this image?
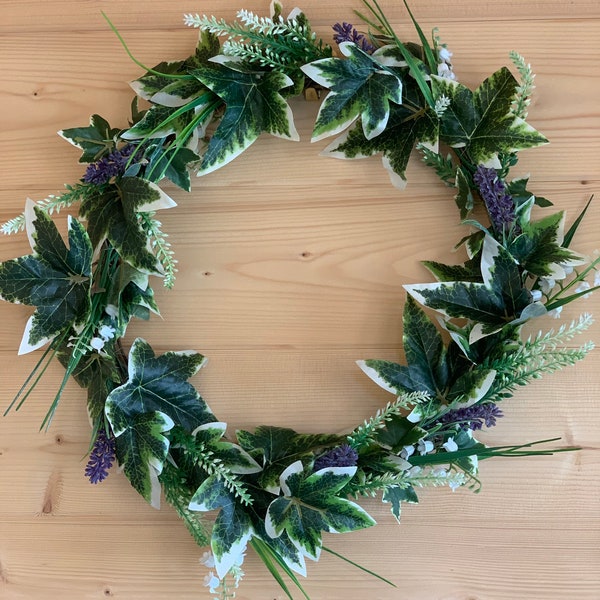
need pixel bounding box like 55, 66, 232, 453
437, 403, 504, 431
332, 22, 375, 54
85, 428, 116, 483
82, 144, 136, 185
314, 444, 359, 471
473, 166, 519, 236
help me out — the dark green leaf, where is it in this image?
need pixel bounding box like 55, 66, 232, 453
189, 475, 254, 578
265, 461, 375, 561
113, 410, 174, 507
381, 483, 418, 522
0, 208, 92, 351
105, 338, 215, 434
79, 177, 175, 273
509, 211, 586, 278
324, 102, 438, 187
431, 67, 548, 164
59, 114, 120, 163
301, 42, 403, 141
193, 65, 299, 175
454, 167, 474, 219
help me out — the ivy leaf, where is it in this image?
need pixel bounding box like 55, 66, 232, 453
265, 461, 376, 561
192, 422, 262, 475
454, 167, 474, 220
507, 176, 552, 208
431, 67, 548, 164
188, 475, 254, 578
130, 60, 186, 101
405, 236, 533, 340
301, 42, 403, 142
0, 205, 92, 353
323, 102, 438, 188
144, 145, 200, 191
105, 338, 215, 435
375, 415, 428, 453
236, 426, 343, 493
508, 211, 586, 278
193, 65, 299, 175
382, 484, 418, 522
113, 410, 174, 508
59, 114, 121, 163
79, 176, 176, 273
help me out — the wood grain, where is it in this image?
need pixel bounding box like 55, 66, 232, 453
0, 1, 599, 599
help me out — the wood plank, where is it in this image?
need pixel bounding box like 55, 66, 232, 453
0, 0, 599, 598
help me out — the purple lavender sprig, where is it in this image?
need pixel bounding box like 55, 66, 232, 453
85, 428, 116, 484
314, 444, 359, 471
437, 403, 504, 431
332, 22, 375, 54
473, 166, 520, 237
82, 144, 136, 185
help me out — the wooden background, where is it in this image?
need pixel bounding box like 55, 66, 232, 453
1, 1, 599, 598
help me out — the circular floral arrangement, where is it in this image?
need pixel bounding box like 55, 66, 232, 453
1, 2, 598, 598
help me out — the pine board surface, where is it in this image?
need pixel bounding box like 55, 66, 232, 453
0, 1, 599, 599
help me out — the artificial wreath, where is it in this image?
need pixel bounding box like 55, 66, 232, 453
1, 1, 597, 598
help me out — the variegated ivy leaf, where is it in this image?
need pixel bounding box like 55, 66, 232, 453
265, 461, 376, 561
113, 410, 174, 508
191, 422, 262, 475
454, 166, 474, 220
129, 31, 220, 102
405, 235, 534, 341
253, 520, 308, 577
105, 338, 215, 436
508, 211, 586, 279
323, 102, 438, 189
382, 484, 418, 523
430, 67, 548, 165
446, 368, 496, 408
79, 176, 176, 273
59, 114, 121, 163
188, 475, 254, 579
236, 426, 343, 493
192, 65, 299, 175
301, 41, 403, 142
358, 297, 449, 398
0, 205, 92, 354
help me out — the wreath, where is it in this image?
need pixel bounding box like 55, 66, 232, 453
1, 2, 597, 598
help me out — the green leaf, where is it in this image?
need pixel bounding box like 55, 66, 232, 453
0, 206, 92, 353
431, 67, 548, 164
105, 338, 215, 435
193, 65, 299, 175
507, 176, 552, 209
447, 368, 497, 407
381, 483, 418, 522
236, 426, 343, 492
324, 102, 438, 188
402, 296, 448, 396
265, 461, 376, 561
563, 196, 592, 248
405, 236, 533, 339
192, 422, 262, 475
129, 60, 186, 100
454, 167, 474, 219
301, 42, 403, 141
59, 114, 120, 163
375, 415, 428, 452
188, 475, 254, 578
79, 177, 176, 273
113, 410, 174, 508
422, 258, 482, 283
509, 211, 586, 278
144, 145, 199, 191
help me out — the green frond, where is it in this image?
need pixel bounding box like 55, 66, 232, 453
138, 213, 178, 288
1, 183, 92, 235
509, 50, 535, 120
347, 391, 430, 449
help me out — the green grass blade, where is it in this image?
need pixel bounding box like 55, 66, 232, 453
563, 195, 593, 248
400, 0, 437, 73
250, 539, 295, 600
322, 546, 397, 588
101, 12, 192, 80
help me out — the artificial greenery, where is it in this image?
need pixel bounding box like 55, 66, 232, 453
1, 2, 597, 599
